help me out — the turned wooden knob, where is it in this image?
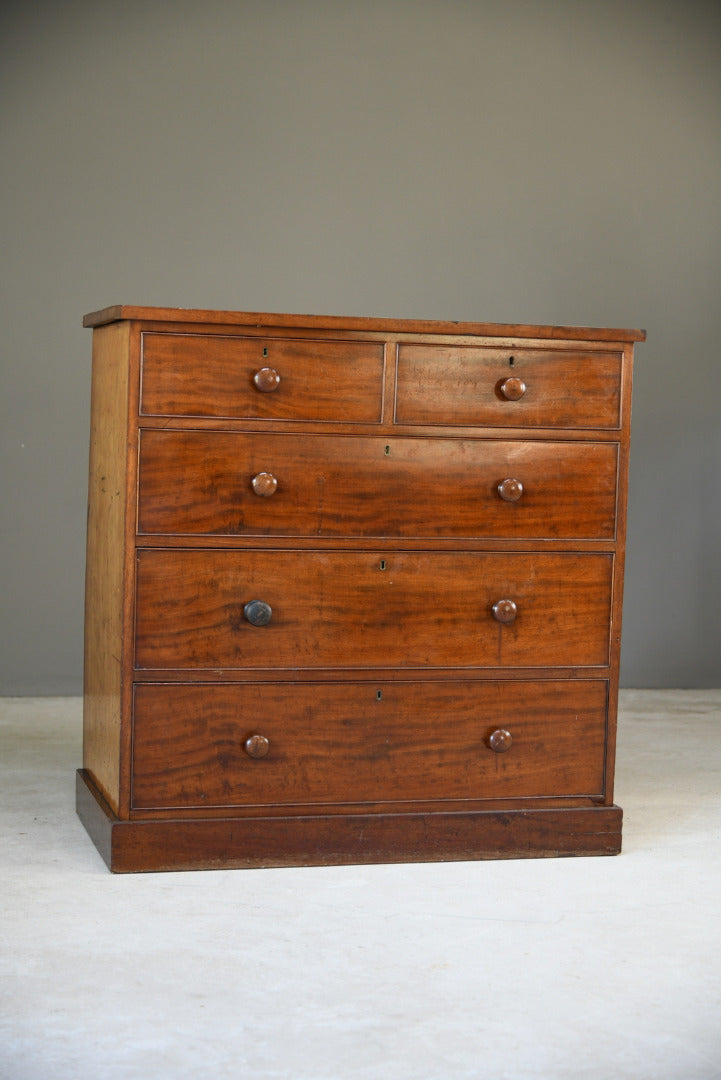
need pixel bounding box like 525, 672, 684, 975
253, 366, 280, 393
244, 733, 270, 759
499, 376, 526, 401
251, 471, 278, 497
488, 728, 513, 753
498, 477, 524, 502
492, 599, 518, 624
244, 599, 272, 626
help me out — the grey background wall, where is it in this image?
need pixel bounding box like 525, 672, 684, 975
1, 0, 719, 693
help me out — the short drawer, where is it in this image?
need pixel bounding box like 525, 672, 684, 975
140, 333, 385, 421
134, 549, 613, 670
131, 680, 608, 810
395, 345, 622, 428
137, 431, 618, 540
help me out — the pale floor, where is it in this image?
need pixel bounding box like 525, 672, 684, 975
1, 690, 720, 1080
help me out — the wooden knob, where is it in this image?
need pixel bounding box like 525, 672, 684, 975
499, 376, 526, 401
253, 367, 280, 393
244, 733, 270, 759
492, 599, 518, 624
488, 728, 513, 753
244, 599, 272, 626
251, 471, 278, 497
498, 477, 524, 502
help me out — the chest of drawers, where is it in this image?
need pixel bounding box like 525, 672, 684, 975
76, 305, 644, 872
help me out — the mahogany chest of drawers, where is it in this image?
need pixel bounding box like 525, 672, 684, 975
77, 305, 644, 872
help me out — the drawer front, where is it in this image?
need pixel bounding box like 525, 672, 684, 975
131, 680, 608, 809
138, 431, 617, 540
135, 550, 612, 669
140, 333, 385, 421
395, 345, 622, 428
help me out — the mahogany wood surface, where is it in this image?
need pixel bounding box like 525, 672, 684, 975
83, 304, 645, 344
137, 431, 617, 540
78, 306, 642, 871
134, 550, 613, 670
603, 340, 636, 805
396, 345, 622, 428
82, 321, 130, 814
131, 680, 607, 810
77, 770, 623, 872
252, 366, 281, 393
499, 376, 527, 401
140, 333, 385, 421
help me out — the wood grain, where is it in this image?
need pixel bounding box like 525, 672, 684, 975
79, 306, 642, 871
140, 333, 385, 421
396, 345, 622, 428
137, 431, 618, 540
134, 549, 613, 670
82, 321, 130, 813
603, 342, 636, 804
77, 770, 623, 873
131, 680, 608, 810
83, 304, 645, 344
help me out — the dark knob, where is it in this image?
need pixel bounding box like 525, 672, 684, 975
244, 734, 270, 759
499, 376, 526, 401
492, 599, 518, 624
498, 478, 524, 502
251, 471, 278, 497
253, 367, 280, 393
488, 728, 513, 753
244, 600, 272, 626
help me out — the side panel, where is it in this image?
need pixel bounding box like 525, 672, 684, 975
83, 321, 131, 814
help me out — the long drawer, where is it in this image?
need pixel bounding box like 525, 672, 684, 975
140, 333, 386, 421
131, 680, 608, 810
134, 549, 613, 669
395, 345, 622, 428
137, 431, 618, 540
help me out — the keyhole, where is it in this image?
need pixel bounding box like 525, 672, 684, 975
509, 356, 515, 367
384, 445, 391, 456
379, 560, 387, 570
376, 690, 383, 701
262, 346, 268, 358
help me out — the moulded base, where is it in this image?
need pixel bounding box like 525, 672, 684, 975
76, 770, 622, 873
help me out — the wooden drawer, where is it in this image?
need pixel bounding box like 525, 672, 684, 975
134, 549, 613, 669
137, 431, 618, 540
395, 345, 622, 428
131, 680, 608, 810
140, 333, 385, 421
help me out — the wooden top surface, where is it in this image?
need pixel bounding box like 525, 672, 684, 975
83, 305, 646, 343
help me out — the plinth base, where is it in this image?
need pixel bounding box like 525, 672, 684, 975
76, 770, 622, 873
